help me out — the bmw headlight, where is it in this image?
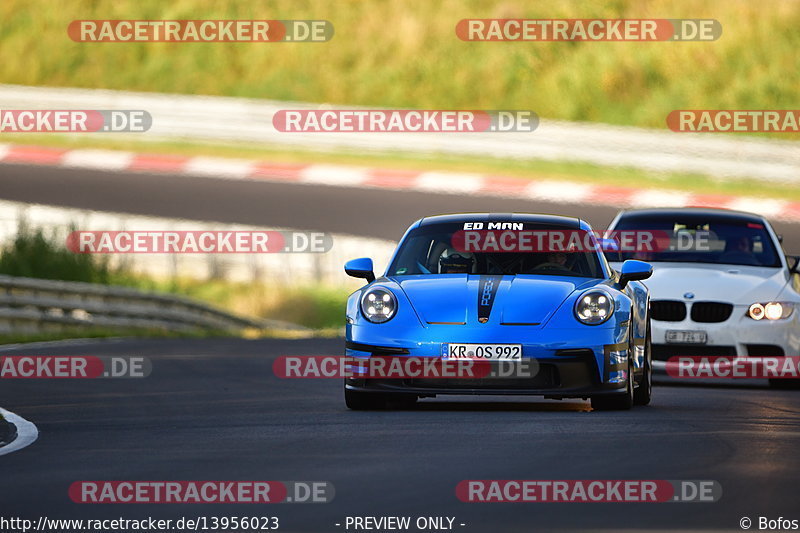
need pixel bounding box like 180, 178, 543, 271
748, 302, 794, 321
360, 288, 397, 323
575, 290, 614, 325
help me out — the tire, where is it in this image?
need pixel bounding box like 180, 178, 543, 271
634, 326, 653, 406
769, 378, 800, 390
591, 359, 634, 411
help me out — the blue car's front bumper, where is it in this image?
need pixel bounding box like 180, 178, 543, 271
345, 323, 632, 398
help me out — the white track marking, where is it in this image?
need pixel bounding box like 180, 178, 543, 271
414, 172, 484, 194
0, 408, 38, 457
62, 149, 135, 171
299, 164, 369, 186
184, 157, 256, 179
526, 181, 593, 203
629, 190, 692, 208
725, 198, 788, 217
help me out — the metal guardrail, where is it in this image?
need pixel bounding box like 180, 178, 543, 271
0, 274, 301, 334
1, 84, 798, 183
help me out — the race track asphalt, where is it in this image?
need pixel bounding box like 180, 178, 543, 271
1, 163, 799, 251
0, 337, 798, 532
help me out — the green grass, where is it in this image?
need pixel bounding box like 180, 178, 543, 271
3, 132, 798, 202
0, 223, 116, 283
0, 327, 235, 346
1, 0, 799, 137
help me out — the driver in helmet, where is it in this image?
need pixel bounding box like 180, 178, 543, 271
439, 249, 475, 274
545, 251, 568, 266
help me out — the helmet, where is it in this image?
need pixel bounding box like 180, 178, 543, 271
439, 249, 474, 274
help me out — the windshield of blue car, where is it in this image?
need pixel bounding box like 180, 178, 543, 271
388, 222, 606, 277
606, 214, 782, 267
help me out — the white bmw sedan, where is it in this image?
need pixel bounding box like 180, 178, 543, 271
606, 208, 800, 387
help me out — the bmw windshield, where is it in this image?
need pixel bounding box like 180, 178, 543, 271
607, 213, 782, 267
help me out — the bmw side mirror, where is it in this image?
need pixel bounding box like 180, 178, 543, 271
789, 255, 800, 274
345, 257, 376, 283
619, 260, 653, 289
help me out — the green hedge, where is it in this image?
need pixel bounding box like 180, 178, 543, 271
1, 0, 798, 132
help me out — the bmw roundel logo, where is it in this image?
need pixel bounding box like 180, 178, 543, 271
684, 292, 695, 299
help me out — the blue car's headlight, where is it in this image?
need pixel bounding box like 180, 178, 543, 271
360, 288, 397, 323
575, 290, 614, 325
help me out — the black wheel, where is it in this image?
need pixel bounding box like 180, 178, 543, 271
591, 359, 634, 411
634, 327, 652, 406
769, 379, 800, 390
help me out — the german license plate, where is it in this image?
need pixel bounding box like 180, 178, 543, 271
665, 330, 708, 344
442, 343, 522, 360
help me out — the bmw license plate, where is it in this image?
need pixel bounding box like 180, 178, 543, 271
442, 343, 522, 360
665, 330, 708, 344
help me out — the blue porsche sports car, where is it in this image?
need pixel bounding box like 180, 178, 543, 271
343, 213, 654, 411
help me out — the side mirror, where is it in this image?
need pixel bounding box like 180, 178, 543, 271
788, 255, 800, 274
345, 257, 375, 283
619, 260, 653, 289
